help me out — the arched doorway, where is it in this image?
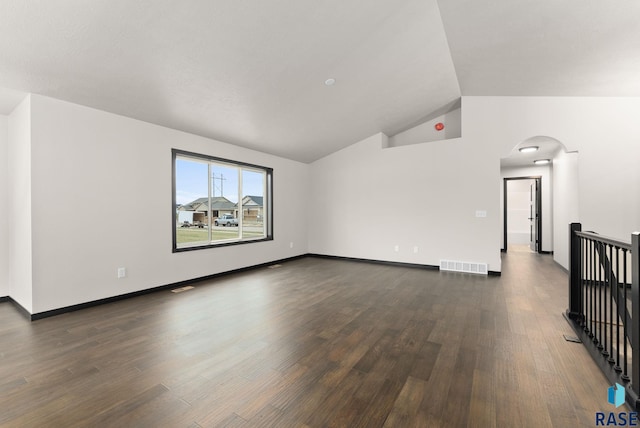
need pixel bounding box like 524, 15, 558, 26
500, 136, 578, 260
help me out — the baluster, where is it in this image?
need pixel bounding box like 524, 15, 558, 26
608, 244, 614, 362
615, 246, 622, 372
603, 242, 609, 356
582, 237, 587, 329
598, 241, 604, 350
622, 248, 629, 382
578, 238, 587, 329
591, 239, 596, 340
586, 239, 593, 339
603, 244, 608, 355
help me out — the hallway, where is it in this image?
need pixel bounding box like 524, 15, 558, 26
493, 248, 611, 426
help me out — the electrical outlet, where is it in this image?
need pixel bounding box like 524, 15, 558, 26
394, 245, 399, 252
413, 246, 419, 254
475, 210, 487, 218
117, 267, 126, 279
289, 242, 294, 249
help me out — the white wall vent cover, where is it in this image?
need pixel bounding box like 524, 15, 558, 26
439, 260, 488, 275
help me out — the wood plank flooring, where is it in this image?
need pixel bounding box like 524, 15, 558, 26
0, 250, 611, 427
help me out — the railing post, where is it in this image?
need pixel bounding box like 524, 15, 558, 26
568, 223, 583, 321
631, 232, 640, 400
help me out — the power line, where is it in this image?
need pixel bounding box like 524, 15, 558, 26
212, 173, 227, 197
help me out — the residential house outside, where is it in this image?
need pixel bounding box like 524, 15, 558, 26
177, 196, 236, 225
242, 195, 263, 223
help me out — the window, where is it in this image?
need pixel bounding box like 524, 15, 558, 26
172, 149, 273, 251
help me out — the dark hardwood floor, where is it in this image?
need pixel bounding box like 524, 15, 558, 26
0, 250, 611, 427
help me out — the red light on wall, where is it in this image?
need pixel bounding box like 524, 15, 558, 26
435, 122, 445, 131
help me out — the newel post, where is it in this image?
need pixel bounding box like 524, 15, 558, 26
631, 232, 640, 396
567, 223, 582, 321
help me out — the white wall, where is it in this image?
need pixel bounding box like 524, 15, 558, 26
552, 151, 580, 269
500, 165, 553, 252
26, 95, 309, 314
0, 114, 8, 296
7, 96, 33, 312
308, 132, 501, 272
465, 97, 640, 244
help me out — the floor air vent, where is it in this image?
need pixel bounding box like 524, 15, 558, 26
439, 260, 488, 275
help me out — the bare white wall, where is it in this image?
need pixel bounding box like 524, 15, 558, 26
552, 151, 580, 269
465, 97, 640, 245
308, 132, 501, 272
7, 96, 32, 312
500, 165, 553, 252
27, 95, 309, 314
0, 114, 8, 296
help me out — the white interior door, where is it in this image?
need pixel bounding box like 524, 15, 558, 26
529, 181, 538, 252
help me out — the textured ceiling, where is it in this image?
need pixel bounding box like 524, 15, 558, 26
0, 0, 638, 162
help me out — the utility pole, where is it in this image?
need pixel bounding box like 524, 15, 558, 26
212, 173, 226, 197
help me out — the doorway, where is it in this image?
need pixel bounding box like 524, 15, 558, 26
503, 176, 542, 253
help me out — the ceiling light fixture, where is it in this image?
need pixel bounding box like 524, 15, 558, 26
534, 159, 550, 165
519, 146, 539, 153
324, 78, 336, 86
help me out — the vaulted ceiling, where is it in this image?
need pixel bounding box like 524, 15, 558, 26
1, 0, 639, 162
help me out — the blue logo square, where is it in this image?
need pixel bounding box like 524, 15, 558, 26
608, 383, 625, 408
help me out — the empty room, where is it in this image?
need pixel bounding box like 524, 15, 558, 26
1, 1, 640, 427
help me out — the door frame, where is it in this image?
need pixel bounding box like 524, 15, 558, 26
502, 176, 542, 253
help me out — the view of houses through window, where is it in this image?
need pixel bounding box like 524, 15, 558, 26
173, 150, 272, 250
